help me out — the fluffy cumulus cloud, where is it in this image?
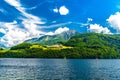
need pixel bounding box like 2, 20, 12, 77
53, 6, 69, 15
0, 21, 34, 47
59, 6, 69, 15
55, 27, 69, 34
46, 27, 69, 35
107, 12, 120, 33
89, 24, 111, 34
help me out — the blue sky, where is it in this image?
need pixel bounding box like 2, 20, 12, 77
0, 0, 120, 47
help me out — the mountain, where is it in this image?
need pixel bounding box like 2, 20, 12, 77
25, 30, 78, 45
1, 32, 120, 58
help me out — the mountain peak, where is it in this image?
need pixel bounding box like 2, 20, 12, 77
25, 30, 78, 45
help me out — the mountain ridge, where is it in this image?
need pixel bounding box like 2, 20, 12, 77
1, 32, 120, 58
25, 30, 78, 45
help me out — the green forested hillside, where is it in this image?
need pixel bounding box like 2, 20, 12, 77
65, 33, 120, 48
0, 33, 120, 58
64, 33, 120, 58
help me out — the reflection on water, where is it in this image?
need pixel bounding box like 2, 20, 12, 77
0, 59, 120, 80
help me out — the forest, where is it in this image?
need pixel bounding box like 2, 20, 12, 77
0, 33, 120, 59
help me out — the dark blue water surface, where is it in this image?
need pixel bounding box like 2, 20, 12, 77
0, 59, 120, 80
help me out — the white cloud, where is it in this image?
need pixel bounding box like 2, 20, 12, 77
0, 21, 26, 46
0, 21, 45, 47
87, 18, 93, 22
80, 18, 93, 27
46, 32, 54, 36
59, 6, 69, 15
55, 27, 69, 34
5, 0, 45, 25
42, 22, 72, 29
1, 0, 70, 47
1, 0, 46, 47
5, 0, 22, 7
107, 12, 120, 33
89, 24, 111, 34
53, 8, 59, 13
0, 28, 6, 34
46, 27, 69, 35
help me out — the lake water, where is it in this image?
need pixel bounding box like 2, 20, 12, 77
0, 59, 119, 80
